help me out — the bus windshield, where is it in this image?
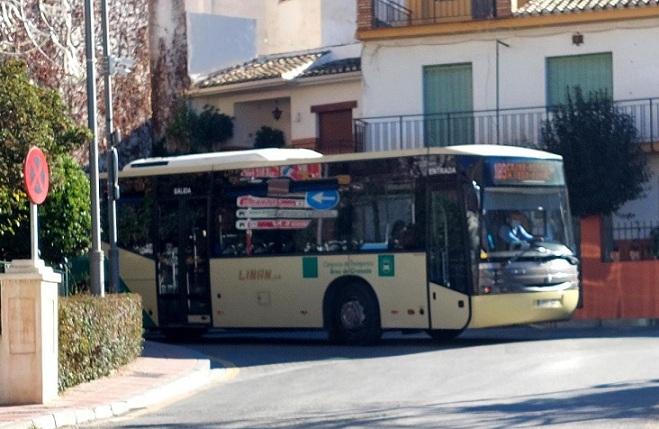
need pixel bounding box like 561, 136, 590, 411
482, 187, 575, 256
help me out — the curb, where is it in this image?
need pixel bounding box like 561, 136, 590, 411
531, 318, 659, 329
0, 358, 221, 429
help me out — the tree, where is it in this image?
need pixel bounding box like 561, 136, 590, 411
541, 88, 649, 218
165, 101, 233, 154
0, 60, 91, 264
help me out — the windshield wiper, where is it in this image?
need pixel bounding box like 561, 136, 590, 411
505, 240, 578, 266
504, 240, 545, 266
549, 252, 579, 265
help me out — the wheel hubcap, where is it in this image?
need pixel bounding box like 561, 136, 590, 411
340, 299, 366, 330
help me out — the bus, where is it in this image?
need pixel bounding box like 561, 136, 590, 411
113, 145, 579, 343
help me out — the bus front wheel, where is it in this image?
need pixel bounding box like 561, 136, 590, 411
330, 284, 381, 345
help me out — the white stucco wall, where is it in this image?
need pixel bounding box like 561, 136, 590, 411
361, 18, 659, 117
185, 0, 357, 70
321, 0, 358, 47
191, 77, 362, 147
614, 153, 659, 224
231, 98, 293, 147
187, 13, 257, 75
262, 0, 323, 55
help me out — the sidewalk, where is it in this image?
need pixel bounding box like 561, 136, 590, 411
0, 341, 223, 429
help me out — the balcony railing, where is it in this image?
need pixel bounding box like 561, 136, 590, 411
372, 0, 496, 28
354, 97, 659, 152
602, 220, 659, 262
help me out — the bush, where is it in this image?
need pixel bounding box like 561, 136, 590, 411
165, 101, 233, 154
254, 126, 285, 148
59, 294, 143, 391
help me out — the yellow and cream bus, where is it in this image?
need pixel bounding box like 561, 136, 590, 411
114, 145, 579, 343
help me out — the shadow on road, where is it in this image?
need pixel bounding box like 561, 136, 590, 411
144, 325, 659, 369
105, 379, 659, 428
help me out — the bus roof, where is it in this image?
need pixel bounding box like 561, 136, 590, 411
118, 145, 561, 178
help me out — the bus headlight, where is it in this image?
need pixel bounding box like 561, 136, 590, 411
478, 263, 502, 294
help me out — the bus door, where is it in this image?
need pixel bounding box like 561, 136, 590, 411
427, 181, 471, 330
156, 196, 212, 327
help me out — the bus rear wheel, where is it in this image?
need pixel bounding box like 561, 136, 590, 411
331, 284, 381, 345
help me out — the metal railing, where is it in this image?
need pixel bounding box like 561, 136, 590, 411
602, 220, 659, 262
354, 97, 659, 152
373, 0, 412, 27
372, 0, 496, 28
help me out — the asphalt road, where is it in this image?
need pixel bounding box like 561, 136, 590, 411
85, 326, 659, 428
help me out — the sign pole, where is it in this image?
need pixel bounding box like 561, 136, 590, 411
30, 203, 38, 263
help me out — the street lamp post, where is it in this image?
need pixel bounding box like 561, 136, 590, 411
84, 0, 104, 296
100, 0, 120, 294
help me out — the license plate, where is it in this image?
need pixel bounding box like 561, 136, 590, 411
536, 299, 562, 309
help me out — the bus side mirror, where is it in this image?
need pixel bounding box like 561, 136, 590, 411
467, 180, 480, 211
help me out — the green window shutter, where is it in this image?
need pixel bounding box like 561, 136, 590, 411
546, 52, 613, 106
423, 63, 474, 146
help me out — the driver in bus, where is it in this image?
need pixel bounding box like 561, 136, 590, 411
499, 211, 534, 249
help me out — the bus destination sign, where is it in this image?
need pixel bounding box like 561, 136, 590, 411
490, 160, 563, 186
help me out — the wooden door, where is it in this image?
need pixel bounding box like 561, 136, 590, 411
318, 109, 355, 154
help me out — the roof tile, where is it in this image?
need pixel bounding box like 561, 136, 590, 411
195, 50, 361, 89
515, 0, 658, 15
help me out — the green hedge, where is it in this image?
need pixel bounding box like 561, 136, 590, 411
59, 293, 144, 391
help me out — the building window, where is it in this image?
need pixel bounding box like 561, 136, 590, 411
546, 52, 613, 106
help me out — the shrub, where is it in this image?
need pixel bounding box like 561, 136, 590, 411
0, 60, 91, 264
254, 126, 285, 148
59, 294, 143, 391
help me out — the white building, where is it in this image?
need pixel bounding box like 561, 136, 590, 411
185, 0, 363, 154
356, 0, 659, 225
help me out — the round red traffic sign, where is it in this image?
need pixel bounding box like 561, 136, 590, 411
23, 147, 49, 205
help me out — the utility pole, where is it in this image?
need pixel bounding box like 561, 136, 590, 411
100, 0, 120, 294
84, 0, 105, 296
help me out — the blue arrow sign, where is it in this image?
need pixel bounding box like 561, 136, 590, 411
306, 190, 339, 210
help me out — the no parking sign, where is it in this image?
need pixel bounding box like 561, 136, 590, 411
23, 147, 49, 204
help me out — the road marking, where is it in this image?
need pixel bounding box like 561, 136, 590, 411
95, 357, 241, 425
211, 357, 241, 382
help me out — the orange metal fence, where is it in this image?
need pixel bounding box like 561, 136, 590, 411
576, 216, 659, 320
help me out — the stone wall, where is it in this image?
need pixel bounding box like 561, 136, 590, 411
0, 0, 190, 166
150, 0, 190, 152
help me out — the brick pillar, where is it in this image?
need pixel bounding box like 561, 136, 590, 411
357, 0, 374, 31
496, 0, 512, 18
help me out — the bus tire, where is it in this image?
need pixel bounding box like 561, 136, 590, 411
330, 283, 381, 345
426, 329, 462, 342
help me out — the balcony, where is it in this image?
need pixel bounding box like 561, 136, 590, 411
354, 97, 659, 152
372, 0, 496, 28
